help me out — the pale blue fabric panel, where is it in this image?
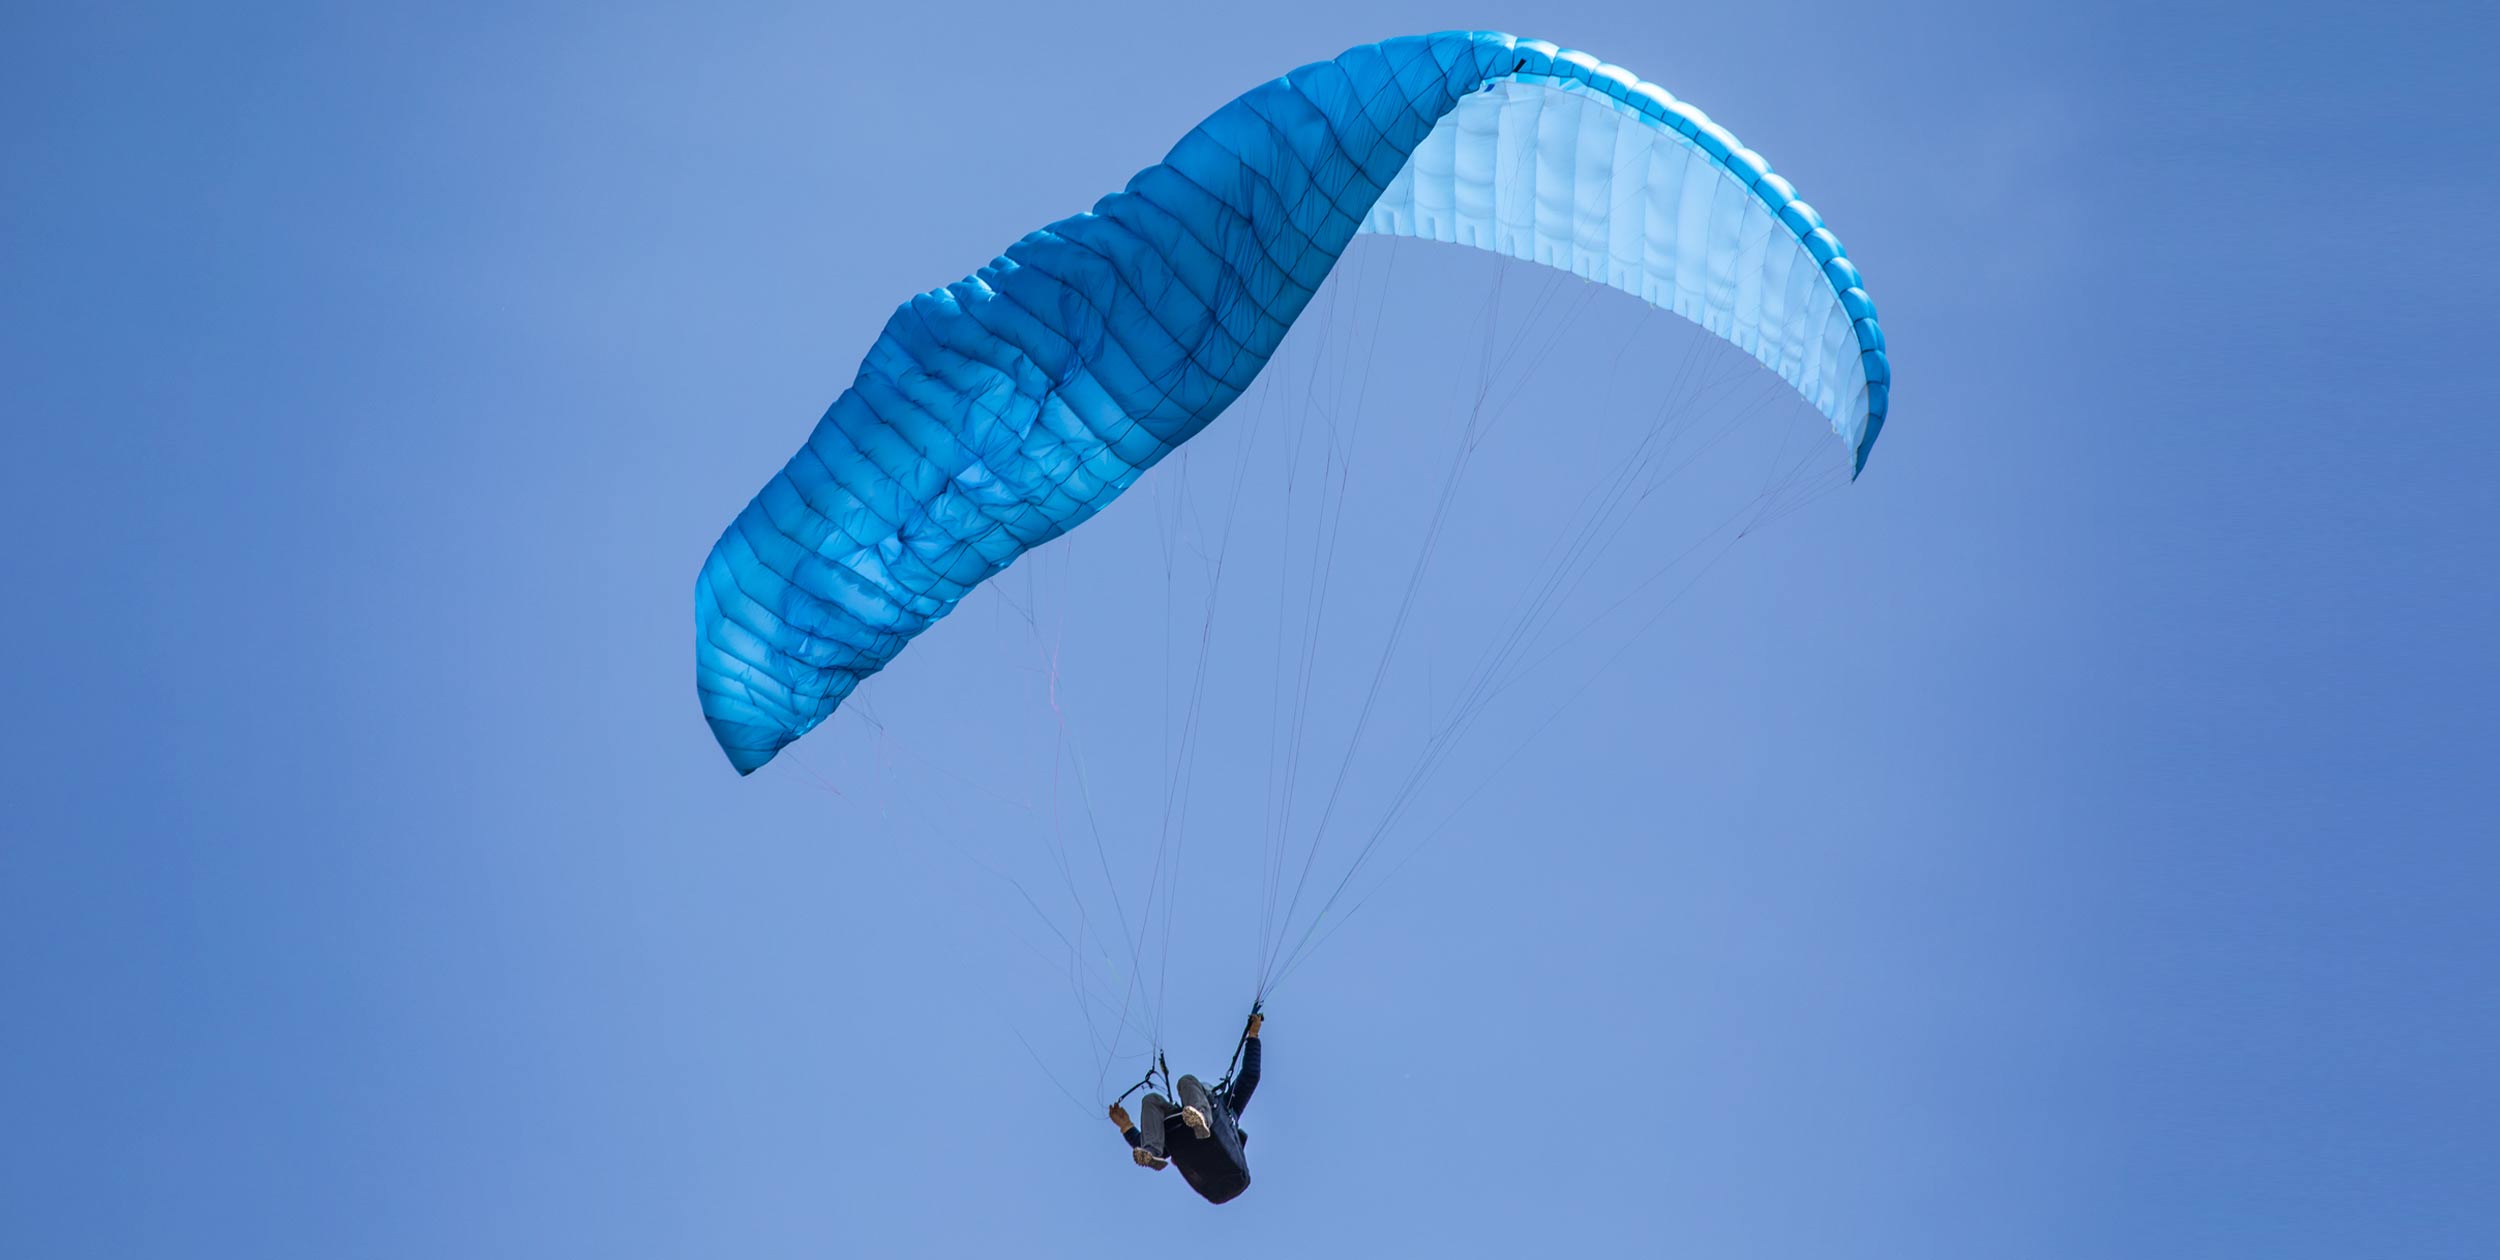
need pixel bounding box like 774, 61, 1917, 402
1360, 74, 1881, 461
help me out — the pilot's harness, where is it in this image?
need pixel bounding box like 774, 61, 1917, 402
1112, 1000, 1263, 1112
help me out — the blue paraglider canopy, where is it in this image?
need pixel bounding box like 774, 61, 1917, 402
694, 30, 1890, 775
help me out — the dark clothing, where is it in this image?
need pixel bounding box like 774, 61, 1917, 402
1125, 1039, 1260, 1204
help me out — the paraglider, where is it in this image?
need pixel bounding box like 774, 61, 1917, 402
694, 29, 1891, 776
1111, 1011, 1264, 1203
694, 31, 1892, 1202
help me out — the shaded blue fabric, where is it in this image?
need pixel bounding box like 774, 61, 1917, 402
697, 31, 1889, 773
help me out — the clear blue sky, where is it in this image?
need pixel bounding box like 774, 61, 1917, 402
4, 2, 2492, 1257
